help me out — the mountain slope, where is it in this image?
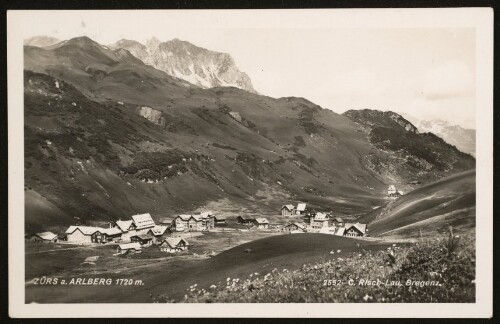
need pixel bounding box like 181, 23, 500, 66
23, 36, 475, 232
402, 114, 476, 157
109, 38, 257, 93
358, 170, 475, 238
343, 109, 475, 191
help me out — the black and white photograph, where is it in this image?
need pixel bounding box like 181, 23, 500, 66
7, 8, 493, 318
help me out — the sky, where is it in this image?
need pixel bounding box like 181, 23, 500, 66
16, 10, 476, 128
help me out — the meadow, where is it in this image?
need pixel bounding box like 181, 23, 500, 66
171, 228, 474, 303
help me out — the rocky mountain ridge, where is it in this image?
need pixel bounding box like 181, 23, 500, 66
109, 37, 257, 93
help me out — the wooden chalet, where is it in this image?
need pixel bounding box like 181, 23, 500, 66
159, 237, 189, 253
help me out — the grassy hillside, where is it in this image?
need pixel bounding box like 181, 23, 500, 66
176, 230, 475, 303
24, 37, 476, 232
358, 170, 475, 238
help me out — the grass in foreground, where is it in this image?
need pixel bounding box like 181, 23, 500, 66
155, 228, 475, 303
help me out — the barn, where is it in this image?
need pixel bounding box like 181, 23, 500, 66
254, 218, 269, 229
295, 203, 308, 216
281, 205, 295, 216
117, 242, 142, 255
214, 215, 227, 226
65, 226, 102, 244
283, 222, 307, 233
332, 217, 344, 227
237, 216, 255, 225
30, 231, 58, 243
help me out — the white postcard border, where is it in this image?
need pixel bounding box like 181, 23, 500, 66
8, 8, 493, 318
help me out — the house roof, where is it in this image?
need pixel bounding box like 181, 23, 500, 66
296, 203, 307, 211
115, 220, 134, 232
177, 214, 192, 221
214, 215, 226, 220
285, 222, 306, 230
345, 223, 367, 234
132, 234, 152, 241
199, 211, 215, 218
238, 216, 255, 221
314, 212, 329, 221
255, 217, 269, 224
34, 231, 58, 241
191, 215, 202, 221
281, 204, 295, 211
388, 185, 396, 191
149, 225, 168, 236
159, 218, 174, 224
333, 217, 344, 222
162, 237, 189, 248
102, 227, 123, 236
132, 213, 155, 229
177, 214, 203, 222
119, 242, 141, 251
335, 227, 346, 236
65, 226, 102, 235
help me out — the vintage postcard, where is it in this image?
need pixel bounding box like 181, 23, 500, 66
8, 8, 493, 318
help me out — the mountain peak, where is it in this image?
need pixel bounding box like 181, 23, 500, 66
145, 37, 161, 52
24, 35, 60, 48
113, 36, 257, 93
60, 36, 108, 50
401, 114, 476, 157
109, 39, 149, 61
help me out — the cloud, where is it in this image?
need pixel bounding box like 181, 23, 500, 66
420, 60, 474, 100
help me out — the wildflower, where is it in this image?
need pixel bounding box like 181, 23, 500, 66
392, 243, 396, 247
227, 277, 230, 281
363, 294, 373, 301
210, 285, 217, 289
254, 272, 259, 276
337, 249, 341, 253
